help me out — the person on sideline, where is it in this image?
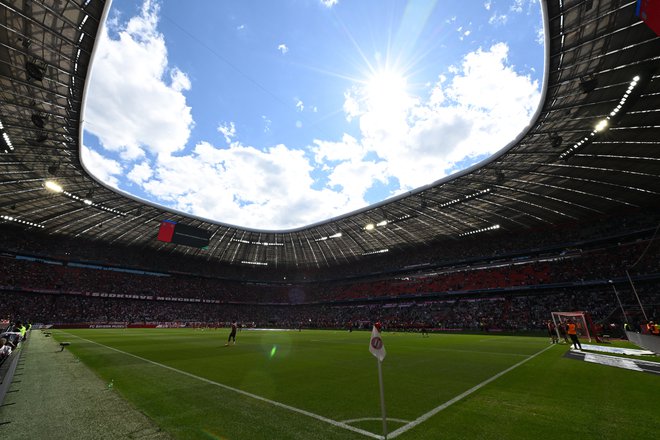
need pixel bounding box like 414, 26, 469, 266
225, 321, 237, 346
567, 320, 582, 350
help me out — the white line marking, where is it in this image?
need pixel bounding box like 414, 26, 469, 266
388, 343, 556, 439
61, 332, 382, 440
342, 417, 411, 424
426, 347, 530, 357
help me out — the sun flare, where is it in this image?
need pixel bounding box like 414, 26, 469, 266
364, 69, 410, 109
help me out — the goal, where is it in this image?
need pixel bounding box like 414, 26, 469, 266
551, 311, 598, 343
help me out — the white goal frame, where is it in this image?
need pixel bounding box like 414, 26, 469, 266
551, 311, 594, 343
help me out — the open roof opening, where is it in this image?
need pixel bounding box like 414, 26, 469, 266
81, 0, 543, 230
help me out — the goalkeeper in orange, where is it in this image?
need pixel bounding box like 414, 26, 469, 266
566, 320, 582, 350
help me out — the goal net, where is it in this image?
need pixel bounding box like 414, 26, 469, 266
551, 311, 597, 343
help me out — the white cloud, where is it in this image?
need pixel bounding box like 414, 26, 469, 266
342, 90, 360, 122
313, 133, 364, 163
536, 25, 545, 45
277, 43, 289, 54
127, 162, 153, 185
489, 13, 508, 25
320, 0, 338, 7
510, 0, 535, 13
336, 42, 540, 191
170, 67, 191, 92
262, 115, 272, 133
484, 0, 492, 10
138, 142, 360, 229
218, 122, 237, 144
84, 0, 193, 160
295, 99, 304, 112
81, 146, 122, 188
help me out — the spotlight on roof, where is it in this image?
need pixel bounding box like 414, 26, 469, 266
579, 75, 597, 93
550, 134, 563, 148
364, 223, 375, 231
633, 75, 640, 82
594, 119, 608, 132
47, 162, 60, 175
26, 61, 45, 81
44, 180, 63, 193
31, 114, 45, 128
376, 220, 388, 227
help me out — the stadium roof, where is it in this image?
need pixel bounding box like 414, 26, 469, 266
1, 0, 659, 269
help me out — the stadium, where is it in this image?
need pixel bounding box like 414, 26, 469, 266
1, 0, 659, 439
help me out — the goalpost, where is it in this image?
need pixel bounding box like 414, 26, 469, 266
551, 311, 598, 343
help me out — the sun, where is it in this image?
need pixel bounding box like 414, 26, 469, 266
364, 69, 411, 110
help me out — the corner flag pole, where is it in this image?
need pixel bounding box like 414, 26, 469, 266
369, 324, 388, 439
377, 358, 388, 439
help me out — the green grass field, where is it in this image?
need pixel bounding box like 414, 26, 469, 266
51, 329, 660, 439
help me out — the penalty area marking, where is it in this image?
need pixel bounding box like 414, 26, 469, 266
386, 343, 556, 439
60, 332, 382, 440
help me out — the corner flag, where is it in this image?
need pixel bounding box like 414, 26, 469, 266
369, 325, 386, 361
369, 324, 388, 439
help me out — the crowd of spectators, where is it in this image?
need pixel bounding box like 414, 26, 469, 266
0, 321, 27, 364
1, 212, 658, 336
2, 282, 658, 335
0, 232, 660, 303
2, 234, 656, 305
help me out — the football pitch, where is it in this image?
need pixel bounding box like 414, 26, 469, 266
52, 329, 659, 439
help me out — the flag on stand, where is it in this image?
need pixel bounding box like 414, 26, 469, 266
369, 324, 386, 361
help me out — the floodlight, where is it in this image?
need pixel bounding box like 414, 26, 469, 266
633, 75, 640, 82
594, 120, 608, 132
365, 223, 375, 231
376, 220, 388, 227
44, 180, 63, 193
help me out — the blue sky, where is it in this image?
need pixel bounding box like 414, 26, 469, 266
81, 0, 544, 230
